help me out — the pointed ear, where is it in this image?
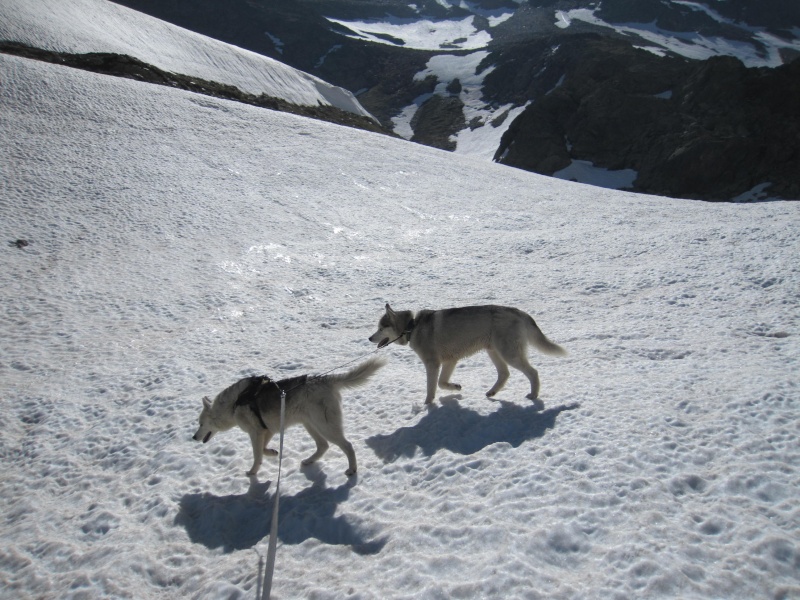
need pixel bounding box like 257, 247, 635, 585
385, 303, 394, 315
202, 396, 211, 409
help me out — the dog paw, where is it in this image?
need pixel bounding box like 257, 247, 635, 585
345, 468, 357, 477
439, 382, 461, 391
528, 397, 545, 411
301, 458, 316, 466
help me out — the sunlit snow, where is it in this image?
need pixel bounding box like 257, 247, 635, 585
0, 0, 373, 118
2, 2, 800, 599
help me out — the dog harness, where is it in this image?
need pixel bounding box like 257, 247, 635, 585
234, 374, 309, 429
402, 318, 416, 343
234, 376, 274, 429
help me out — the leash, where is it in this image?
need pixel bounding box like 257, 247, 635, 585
261, 387, 285, 600
256, 331, 410, 598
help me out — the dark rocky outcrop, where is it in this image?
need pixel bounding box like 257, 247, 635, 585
490, 36, 800, 200
410, 94, 466, 151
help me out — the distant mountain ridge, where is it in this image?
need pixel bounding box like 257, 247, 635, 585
92, 1, 800, 199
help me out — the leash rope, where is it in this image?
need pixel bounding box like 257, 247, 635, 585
261, 387, 285, 600
257, 331, 409, 598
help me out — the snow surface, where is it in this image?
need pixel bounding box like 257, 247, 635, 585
553, 160, 638, 191
3, 11, 800, 600
3, 50, 800, 600
0, 0, 373, 119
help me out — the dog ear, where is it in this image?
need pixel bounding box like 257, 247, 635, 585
202, 396, 211, 409
385, 303, 394, 315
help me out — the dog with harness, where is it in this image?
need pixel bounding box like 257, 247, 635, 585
192, 357, 386, 476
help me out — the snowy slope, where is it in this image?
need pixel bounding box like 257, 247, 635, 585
0, 0, 373, 118
3, 47, 800, 600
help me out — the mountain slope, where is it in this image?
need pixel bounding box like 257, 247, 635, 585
3, 43, 800, 600
0, 0, 373, 119
108, 0, 800, 200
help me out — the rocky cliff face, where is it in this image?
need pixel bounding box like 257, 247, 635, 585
489, 35, 800, 200
110, 0, 800, 201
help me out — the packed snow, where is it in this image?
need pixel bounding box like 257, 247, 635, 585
0, 0, 373, 118
2, 6, 800, 600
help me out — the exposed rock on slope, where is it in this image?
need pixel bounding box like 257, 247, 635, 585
490, 36, 800, 200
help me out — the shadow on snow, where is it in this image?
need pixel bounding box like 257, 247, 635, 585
175, 466, 387, 555
366, 397, 581, 463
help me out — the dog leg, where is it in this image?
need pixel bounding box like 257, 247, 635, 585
424, 360, 441, 403
263, 431, 278, 457
310, 421, 357, 476
504, 353, 543, 408
247, 429, 267, 476
438, 360, 461, 391
485, 349, 510, 398
300, 424, 330, 467
331, 436, 357, 477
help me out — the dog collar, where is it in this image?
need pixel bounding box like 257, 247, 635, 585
403, 318, 416, 343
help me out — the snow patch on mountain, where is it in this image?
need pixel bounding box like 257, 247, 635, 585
553, 160, 638, 191
326, 15, 492, 51
554, 6, 800, 67
391, 51, 525, 158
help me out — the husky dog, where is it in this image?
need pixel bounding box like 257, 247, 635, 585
193, 357, 385, 477
369, 304, 565, 408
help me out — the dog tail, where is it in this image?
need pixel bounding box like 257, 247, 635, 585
526, 315, 567, 357
327, 356, 387, 389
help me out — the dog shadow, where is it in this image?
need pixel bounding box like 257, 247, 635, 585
366, 398, 581, 463
174, 467, 387, 555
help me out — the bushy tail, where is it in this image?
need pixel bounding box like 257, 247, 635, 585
527, 316, 567, 357
327, 356, 387, 389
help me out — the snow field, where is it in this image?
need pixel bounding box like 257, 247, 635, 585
2, 45, 799, 600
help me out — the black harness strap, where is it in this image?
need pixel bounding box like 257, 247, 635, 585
234, 376, 275, 429
403, 317, 416, 343
234, 374, 309, 430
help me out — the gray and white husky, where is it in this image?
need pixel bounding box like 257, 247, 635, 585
192, 357, 385, 477
369, 304, 565, 408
